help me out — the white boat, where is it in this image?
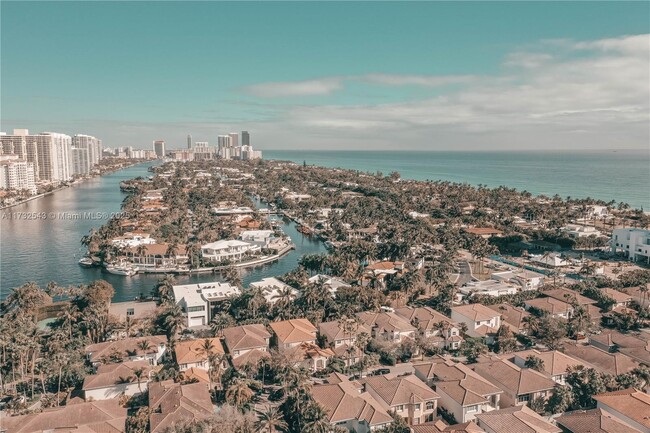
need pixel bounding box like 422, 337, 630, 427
106, 265, 136, 276
78, 257, 94, 267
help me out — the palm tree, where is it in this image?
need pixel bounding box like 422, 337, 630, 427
132, 367, 146, 393
137, 339, 151, 354
303, 403, 331, 433
255, 405, 288, 433
225, 377, 255, 410
163, 305, 186, 341
197, 339, 217, 389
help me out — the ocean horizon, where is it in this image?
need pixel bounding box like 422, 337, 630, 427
263, 149, 649, 210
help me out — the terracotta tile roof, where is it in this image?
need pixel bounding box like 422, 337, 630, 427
85, 335, 166, 363
452, 304, 499, 322
412, 420, 485, 433
563, 343, 640, 376
542, 288, 596, 305
231, 348, 270, 369
312, 380, 393, 427
512, 350, 583, 377
362, 374, 440, 407
475, 405, 561, 433
394, 306, 456, 331
473, 359, 555, 397
432, 361, 503, 407
318, 319, 372, 342
148, 380, 213, 433
284, 342, 336, 363
601, 288, 633, 304
125, 243, 187, 257
488, 304, 530, 333
525, 297, 572, 315
269, 318, 317, 344
366, 261, 398, 271
593, 388, 650, 430
179, 367, 210, 384
465, 228, 503, 236
174, 338, 225, 365
357, 311, 417, 334
222, 324, 271, 352
0, 399, 127, 433
556, 408, 643, 433
83, 360, 154, 390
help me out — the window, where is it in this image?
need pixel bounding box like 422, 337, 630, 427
127, 308, 135, 316
466, 405, 478, 413
426, 401, 434, 410
517, 394, 530, 403
187, 305, 205, 312
414, 403, 421, 411
395, 405, 404, 412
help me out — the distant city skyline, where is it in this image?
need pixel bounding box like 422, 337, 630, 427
1, 2, 648, 151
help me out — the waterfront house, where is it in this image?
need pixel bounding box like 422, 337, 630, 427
200, 239, 260, 263
451, 305, 501, 344
111, 231, 157, 248
174, 338, 226, 372
394, 307, 463, 350
311, 377, 394, 433
85, 335, 167, 366
269, 318, 318, 350
249, 277, 298, 304
126, 242, 189, 268
474, 406, 561, 433
309, 274, 350, 295
472, 358, 556, 408
108, 300, 157, 323
413, 358, 502, 423
356, 310, 417, 343
148, 380, 213, 433
593, 388, 650, 433
361, 374, 440, 425
238, 229, 274, 244
172, 282, 241, 328
82, 360, 154, 401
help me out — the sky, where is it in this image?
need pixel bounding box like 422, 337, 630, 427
1, 1, 649, 151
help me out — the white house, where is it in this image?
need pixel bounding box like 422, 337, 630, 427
85, 336, 167, 366
308, 274, 350, 295
172, 282, 241, 328
201, 239, 260, 263
611, 228, 650, 264
82, 361, 153, 401
457, 280, 518, 300
249, 277, 298, 303
451, 304, 501, 344
492, 270, 545, 290
239, 230, 274, 244
530, 253, 568, 268
562, 224, 602, 238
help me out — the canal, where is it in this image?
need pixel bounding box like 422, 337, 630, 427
0, 162, 326, 301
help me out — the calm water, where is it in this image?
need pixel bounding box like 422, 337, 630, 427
0, 162, 325, 300
265, 149, 650, 210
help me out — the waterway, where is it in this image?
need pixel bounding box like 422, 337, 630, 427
0, 162, 326, 301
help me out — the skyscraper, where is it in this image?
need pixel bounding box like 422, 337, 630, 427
36, 132, 73, 182
71, 134, 102, 175
187, 134, 192, 149
153, 140, 166, 158
228, 132, 239, 148
241, 131, 250, 146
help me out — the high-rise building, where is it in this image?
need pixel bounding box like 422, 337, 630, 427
187, 134, 192, 149
241, 131, 250, 146
217, 135, 232, 159
71, 134, 102, 175
228, 132, 239, 148
0, 129, 39, 178
36, 132, 73, 182
0, 155, 37, 194
153, 140, 166, 158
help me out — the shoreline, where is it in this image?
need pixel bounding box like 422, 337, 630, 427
0, 160, 153, 210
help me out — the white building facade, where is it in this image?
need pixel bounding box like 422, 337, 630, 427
611, 228, 650, 263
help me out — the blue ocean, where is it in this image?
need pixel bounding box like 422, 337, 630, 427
264, 150, 650, 210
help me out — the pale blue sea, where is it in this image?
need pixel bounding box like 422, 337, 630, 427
264, 150, 650, 210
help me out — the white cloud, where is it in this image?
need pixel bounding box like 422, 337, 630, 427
243, 78, 345, 98
241, 34, 649, 150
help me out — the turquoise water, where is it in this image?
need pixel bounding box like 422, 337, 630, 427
0, 163, 325, 300
264, 150, 650, 210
